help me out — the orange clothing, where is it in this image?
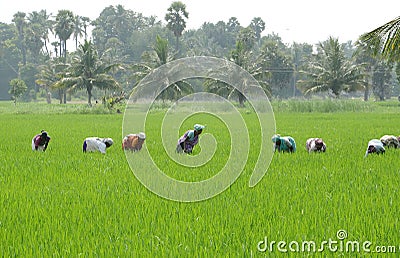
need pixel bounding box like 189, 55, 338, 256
122, 134, 145, 151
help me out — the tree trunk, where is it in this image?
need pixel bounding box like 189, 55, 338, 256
88, 88, 92, 106
46, 91, 51, 104
63, 91, 67, 104
44, 41, 49, 56
21, 39, 27, 66
59, 39, 62, 57
364, 85, 369, 101
379, 94, 385, 101
58, 89, 63, 104
238, 91, 246, 107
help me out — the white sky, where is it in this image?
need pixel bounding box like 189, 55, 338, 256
0, 0, 398, 45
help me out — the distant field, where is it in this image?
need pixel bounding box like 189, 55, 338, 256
1, 100, 400, 256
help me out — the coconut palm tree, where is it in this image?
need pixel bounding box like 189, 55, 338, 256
353, 40, 376, 101
54, 40, 121, 105
359, 16, 400, 62
299, 37, 366, 97
204, 27, 270, 106
35, 57, 68, 103
131, 35, 193, 101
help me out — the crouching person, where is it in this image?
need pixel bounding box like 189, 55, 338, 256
122, 132, 146, 151
306, 138, 326, 153
272, 134, 296, 153
365, 139, 385, 157
83, 137, 114, 154
32, 130, 51, 151
176, 124, 205, 154
380, 135, 400, 148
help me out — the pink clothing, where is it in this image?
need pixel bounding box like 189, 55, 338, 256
32, 133, 51, 151
306, 138, 326, 153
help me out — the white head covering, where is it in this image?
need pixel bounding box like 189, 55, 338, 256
103, 138, 114, 146
138, 132, 146, 140
271, 134, 281, 143
194, 124, 205, 131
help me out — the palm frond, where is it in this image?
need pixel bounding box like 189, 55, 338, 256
359, 16, 400, 61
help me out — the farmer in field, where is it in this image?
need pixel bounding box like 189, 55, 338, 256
176, 124, 205, 154
306, 138, 326, 153
380, 135, 400, 148
122, 132, 146, 151
272, 134, 296, 153
32, 130, 51, 151
365, 139, 385, 157
83, 137, 114, 154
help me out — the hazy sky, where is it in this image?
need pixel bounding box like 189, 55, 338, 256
0, 0, 398, 45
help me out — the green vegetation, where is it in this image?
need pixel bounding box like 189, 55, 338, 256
1, 101, 400, 256
8, 78, 27, 105
2, 4, 399, 104
360, 16, 400, 62
2, 98, 399, 114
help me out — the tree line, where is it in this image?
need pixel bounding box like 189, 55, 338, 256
1, 1, 399, 105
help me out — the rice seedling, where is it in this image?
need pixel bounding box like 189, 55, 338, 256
1, 101, 399, 256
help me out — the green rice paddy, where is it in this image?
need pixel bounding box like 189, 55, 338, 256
1, 100, 400, 256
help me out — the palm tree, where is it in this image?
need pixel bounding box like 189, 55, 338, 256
165, 1, 189, 51
261, 38, 293, 98
72, 15, 84, 49
203, 59, 270, 106
299, 37, 366, 97
50, 41, 60, 57
204, 28, 270, 106
35, 57, 68, 104
250, 17, 265, 44
54, 10, 75, 103
12, 12, 27, 65
359, 16, 400, 62
27, 10, 53, 57
24, 23, 44, 63
80, 16, 90, 40
371, 61, 393, 101
131, 35, 193, 101
227, 17, 241, 33
55, 40, 121, 105
54, 10, 75, 59
353, 40, 378, 101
